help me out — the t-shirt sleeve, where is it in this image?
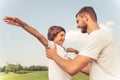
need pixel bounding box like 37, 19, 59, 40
47, 41, 54, 48
79, 31, 111, 60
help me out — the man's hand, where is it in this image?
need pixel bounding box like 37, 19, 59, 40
3, 16, 26, 27
46, 43, 57, 59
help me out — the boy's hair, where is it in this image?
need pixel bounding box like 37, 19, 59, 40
47, 26, 66, 41
76, 6, 97, 22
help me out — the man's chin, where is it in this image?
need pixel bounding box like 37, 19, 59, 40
81, 30, 87, 33
81, 27, 87, 33
78, 27, 87, 33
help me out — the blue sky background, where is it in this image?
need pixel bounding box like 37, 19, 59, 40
0, 0, 120, 67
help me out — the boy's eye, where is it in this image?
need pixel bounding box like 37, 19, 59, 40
61, 34, 64, 37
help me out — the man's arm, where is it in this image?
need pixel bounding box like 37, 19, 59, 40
46, 44, 92, 76
3, 16, 48, 48
81, 64, 89, 75
66, 48, 89, 75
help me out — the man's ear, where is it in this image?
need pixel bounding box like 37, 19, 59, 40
81, 13, 88, 22
85, 16, 88, 21
83, 15, 88, 21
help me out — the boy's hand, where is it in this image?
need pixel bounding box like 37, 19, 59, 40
3, 16, 26, 27
67, 48, 79, 54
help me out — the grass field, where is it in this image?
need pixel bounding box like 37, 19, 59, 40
0, 71, 89, 80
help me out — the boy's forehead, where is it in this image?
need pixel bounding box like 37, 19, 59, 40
57, 31, 65, 35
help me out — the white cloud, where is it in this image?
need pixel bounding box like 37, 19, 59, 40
99, 21, 115, 32
105, 21, 115, 27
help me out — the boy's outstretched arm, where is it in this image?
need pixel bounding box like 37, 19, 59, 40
3, 16, 48, 48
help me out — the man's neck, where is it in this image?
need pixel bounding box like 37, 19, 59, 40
87, 22, 100, 34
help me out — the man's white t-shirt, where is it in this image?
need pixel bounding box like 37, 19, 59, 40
48, 41, 72, 80
79, 29, 120, 80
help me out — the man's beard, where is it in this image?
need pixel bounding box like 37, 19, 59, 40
81, 26, 87, 33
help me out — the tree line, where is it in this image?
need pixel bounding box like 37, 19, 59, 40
0, 63, 48, 74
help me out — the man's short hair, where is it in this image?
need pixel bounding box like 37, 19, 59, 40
76, 6, 97, 22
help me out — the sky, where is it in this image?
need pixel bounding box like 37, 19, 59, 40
0, 0, 120, 67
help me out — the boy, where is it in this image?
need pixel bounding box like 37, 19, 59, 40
3, 16, 79, 80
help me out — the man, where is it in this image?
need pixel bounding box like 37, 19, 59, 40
46, 6, 120, 80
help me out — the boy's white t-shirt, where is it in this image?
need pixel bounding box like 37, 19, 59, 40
79, 29, 120, 80
48, 41, 72, 80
